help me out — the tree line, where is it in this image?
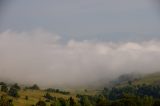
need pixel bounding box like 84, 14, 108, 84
1, 82, 160, 106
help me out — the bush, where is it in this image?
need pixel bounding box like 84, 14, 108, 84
45, 88, 70, 95
12, 83, 20, 90
1, 84, 8, 92
0, 82, 6, 85
36, 100, 46, 106
0, 95, 13, 106
8, 87, 19, 97
30, 84, 40, 90
25, 96, 28, 100
44, 93, 55, 101
69, 97, 76, 106
153, 100, 160, 106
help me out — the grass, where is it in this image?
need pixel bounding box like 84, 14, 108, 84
0, 88, 100, 106
1, 72, 160, 105
116, 72, 160, 87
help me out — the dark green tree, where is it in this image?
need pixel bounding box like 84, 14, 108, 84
153, 99, 160, 106
44, 93, 54, 100
30, 84, 40, 90
51, 99, 61, 106
1, 84, 8, 92
0, 82, 6, 85
58, 98, 67, 106
36, 100, 46, 106
96, 96, 110, 106
25, 96, 28, 100
80, 96, 92, 106
0, 95, 13, 106
69, 97, 76, 106
8, 87, 19, 97
12, 83, 20, 90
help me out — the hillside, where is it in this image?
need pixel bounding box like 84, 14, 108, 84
0, 87, 100, 106
1, 72, 160, 106
114, 72, 160, 87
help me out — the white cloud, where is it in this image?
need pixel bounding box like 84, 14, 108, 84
0, 30, 160, 87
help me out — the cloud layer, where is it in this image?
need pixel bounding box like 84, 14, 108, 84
0, 30, 160, 87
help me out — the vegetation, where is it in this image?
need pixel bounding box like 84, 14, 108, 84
45, 88, 70, 95
8, 87, 19, 98
0, 73, 160, 105
0, 95, 13, 106
1, 84, 8, 92
25, 84, 40, 90
36, 100, 46, 106
11, 83, 21, 90
44, 93, 55, 101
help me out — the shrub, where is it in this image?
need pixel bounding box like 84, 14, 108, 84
0, 95, 13, 106
36, 100, 46, 106
30, 84, 40, 90
8, 87, 19, 97
1, 84, 8, 92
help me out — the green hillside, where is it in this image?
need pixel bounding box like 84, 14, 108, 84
0, 87, 100, 106
115, 72, 160, 87
1, 72, 160, 106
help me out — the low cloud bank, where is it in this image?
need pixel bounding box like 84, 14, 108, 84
0, 30, 160, 87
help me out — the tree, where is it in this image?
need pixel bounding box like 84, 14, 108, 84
0, 95, 13, 106
25, 96, 28, 100
44, 93, 55, 100
8, 87, 19, 97
12, 83, 20, 90
128, 81, 132, 85
103, 88, 109, 98
1, 84, 8, 92
51, 99, 61, 106
69, 97, 76, 106
80, 96, 92, 106
30, 84, 40, 90
0, 82, 6, 85
153, 99, 160, 106
96, 96, 110, 106
120, 99, 137, 106
111, 101, 124, 106
36, 100, 46, 106
142, 96, 153, 106
58, 98, 67, 106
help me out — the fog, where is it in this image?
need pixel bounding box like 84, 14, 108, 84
0, 29, 160, 87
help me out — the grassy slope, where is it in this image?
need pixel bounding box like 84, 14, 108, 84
1, 72, 160, 105
116, 72, 160, 87
0, 89, 100, 106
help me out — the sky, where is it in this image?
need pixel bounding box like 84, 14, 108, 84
1, 0, 160, 42
0, 0, 160, 87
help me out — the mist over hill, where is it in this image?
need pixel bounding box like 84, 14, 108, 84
0, 30, 160, 87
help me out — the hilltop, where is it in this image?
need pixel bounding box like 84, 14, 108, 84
112, 72, 160, 87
